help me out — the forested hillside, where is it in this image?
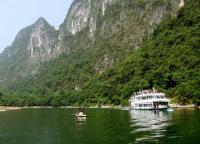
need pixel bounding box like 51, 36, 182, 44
77, 0, 200, 106
0, 0, 199, 106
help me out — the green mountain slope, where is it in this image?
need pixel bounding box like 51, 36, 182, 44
77, 0, 200, 106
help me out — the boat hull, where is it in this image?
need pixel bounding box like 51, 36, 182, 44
131, 107, 169, 111
75, 114, 87, 117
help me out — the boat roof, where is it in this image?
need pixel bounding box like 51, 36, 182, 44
134, 93, 165, 97
130, 89, 165, 98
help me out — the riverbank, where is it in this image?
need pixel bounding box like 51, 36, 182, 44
0, 104, 199, 112
0, 106, 22, 112
0, 105, 129, 111
169, 104, 199, 109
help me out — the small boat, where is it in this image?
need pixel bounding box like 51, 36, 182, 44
75, 111, 87, 117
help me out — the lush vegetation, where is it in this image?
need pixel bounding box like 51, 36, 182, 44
77, 0, 200, 106
0, 0, 199, 106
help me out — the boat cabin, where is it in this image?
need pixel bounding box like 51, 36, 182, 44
129, 89, 169, 110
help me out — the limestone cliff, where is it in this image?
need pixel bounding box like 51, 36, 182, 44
0, 17, 58, 81
60, 0, 112, 37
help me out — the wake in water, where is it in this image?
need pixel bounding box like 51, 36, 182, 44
130, 110, 173, 143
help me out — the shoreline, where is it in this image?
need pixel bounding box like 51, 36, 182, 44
0, 106, 22, 112
169, 104, 199, 109
0, 105, 129, 111
0, 104, 199, 112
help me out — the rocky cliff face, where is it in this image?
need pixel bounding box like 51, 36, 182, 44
27, 18, 57, 60
26, 18, 60, 74
60, 0, 183, 37
0, 17, 58, 81
60, 0, 112, 37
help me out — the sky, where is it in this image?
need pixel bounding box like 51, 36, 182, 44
0, 0, 73, 53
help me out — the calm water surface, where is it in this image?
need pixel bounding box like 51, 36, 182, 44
0, 108, 199, 144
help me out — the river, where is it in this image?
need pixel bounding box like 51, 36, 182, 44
0, 108, 199, 144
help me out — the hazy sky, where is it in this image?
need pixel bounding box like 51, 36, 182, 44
0, 0, 73, 53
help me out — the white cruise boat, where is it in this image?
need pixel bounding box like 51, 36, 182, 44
129, 89, 169, 110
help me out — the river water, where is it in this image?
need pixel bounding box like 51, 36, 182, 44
0, 108, 199, 144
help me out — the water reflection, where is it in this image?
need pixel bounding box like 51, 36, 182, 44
130, 110, 172, 143
75, 116, 86, 126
